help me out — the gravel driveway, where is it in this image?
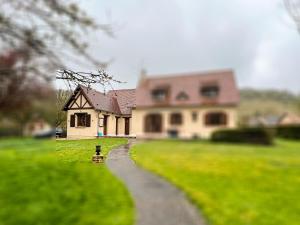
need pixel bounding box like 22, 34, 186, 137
106, 141, 206, 225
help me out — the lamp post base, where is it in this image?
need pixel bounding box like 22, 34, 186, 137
92, 155, 104, 163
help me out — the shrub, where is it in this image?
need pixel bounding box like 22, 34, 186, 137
0, 127, 22, 137
211, 128, 273, 145
276, 125, 300, 140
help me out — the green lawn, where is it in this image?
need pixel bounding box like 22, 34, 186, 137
0, 138, 133, 225
131, 140, 300, 225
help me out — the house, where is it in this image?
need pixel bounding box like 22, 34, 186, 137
63, 86, 136, 139
248, 115, 281, 128
278, 113, 300, 126
132, 69, 239, 139
63, 69, 240, 139
248, 113, 300, 128
23, 118, 52, 136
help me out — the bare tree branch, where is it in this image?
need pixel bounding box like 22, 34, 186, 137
284, 0, 300, 33
56, 69, 124, 88
0, 0, 114, 82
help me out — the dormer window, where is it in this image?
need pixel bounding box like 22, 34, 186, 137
176, 91, 189, 101
152, 88, 168, 101
200, 85, 219, 98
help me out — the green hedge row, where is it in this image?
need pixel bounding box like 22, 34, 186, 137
211, 128, 273, 145
0, 127, 22, 137
276, 125, 300, 140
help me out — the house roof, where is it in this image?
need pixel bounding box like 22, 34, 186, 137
278, 112, 300, 125
81, 86, 122, 113
64, 85, 135, 115
64, 69, 239, 113
107, 89, 136, 115
136, 69, 240, 107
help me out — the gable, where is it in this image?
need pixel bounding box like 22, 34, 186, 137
70, 91, 91, 109
64, 88, 93, 110
63, 85, 136, 115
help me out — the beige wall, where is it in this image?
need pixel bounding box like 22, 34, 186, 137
67, 109, 98, 139
132, 106, 237, 139
67, 109, 134, 138
67, 93, 98, 139
118, 117, 125, 135
106, 114, 115, 136
67, 106, 236, 139
102, 114, 133, 137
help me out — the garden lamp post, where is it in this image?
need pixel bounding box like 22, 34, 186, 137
92, 145, 104, 163
96, 145, 101, 155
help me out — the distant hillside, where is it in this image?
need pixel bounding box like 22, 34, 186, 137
238, 88, 300, 125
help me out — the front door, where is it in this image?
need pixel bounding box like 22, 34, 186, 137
125, 118, 130, 135
103, 115, 108, 135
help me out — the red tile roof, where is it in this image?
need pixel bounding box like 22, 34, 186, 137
64, 69, 239, 114
75, 86, 136, 115
108, 89, 136, 115
136, 69, 239, 107
79, 86, 118, 113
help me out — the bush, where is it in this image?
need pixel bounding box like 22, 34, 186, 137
0, 127, 22, 137
211, 128, 273, 145
276, 125, 300, 140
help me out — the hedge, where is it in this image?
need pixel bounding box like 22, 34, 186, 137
211, 127, 273, 145
276, 125, 300, 140
0, 127, 22, 137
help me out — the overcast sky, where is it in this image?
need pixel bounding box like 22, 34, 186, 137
58, 0, 300, 93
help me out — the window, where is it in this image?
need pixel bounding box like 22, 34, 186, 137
200, 85, 219, 98
144, 114, 162, 133
152, 88, 168, 101
76, 113, 91, 127
170, 113, 183, 125
77, 113, 86, 126
176, 91, 189, 101
192, 112, 198, 122
205, 112, 227, 126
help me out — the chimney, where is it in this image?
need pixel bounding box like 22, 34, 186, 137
139, 68, 147, 83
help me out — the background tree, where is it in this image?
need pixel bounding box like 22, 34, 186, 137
0, 0, 119, 135
0, 0, 121, 89
0, 0, 113, 77
56, 89, 71, 130
284, 0, 300, 32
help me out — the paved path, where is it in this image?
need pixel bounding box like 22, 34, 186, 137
106, 141, 206, 225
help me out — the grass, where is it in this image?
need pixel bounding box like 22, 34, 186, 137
131, 139, 300, 225
0, 138, 133, 225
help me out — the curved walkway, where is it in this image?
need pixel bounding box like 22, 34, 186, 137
106, 141, 206, 225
